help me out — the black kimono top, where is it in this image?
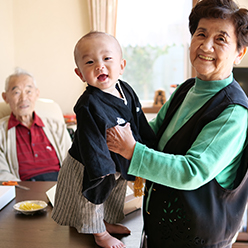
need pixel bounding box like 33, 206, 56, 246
69, 79, 155, 204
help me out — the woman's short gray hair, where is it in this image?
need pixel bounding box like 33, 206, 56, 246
4, 67, 37, 91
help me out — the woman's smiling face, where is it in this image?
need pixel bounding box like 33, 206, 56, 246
190, 18, 246, 81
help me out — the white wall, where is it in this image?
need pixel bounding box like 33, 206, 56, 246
0, 0, 15, 88
237, 0, 248, 67
0, 0, 90, 114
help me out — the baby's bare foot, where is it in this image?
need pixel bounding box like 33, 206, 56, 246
94, 231, 126, 248
104, 221, 131, 235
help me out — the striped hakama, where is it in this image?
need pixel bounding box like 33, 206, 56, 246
51, 153, 127, 233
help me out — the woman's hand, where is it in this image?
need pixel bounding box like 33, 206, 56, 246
106, 123, 136, 160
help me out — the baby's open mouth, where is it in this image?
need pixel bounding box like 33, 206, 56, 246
97, 74, 108, 81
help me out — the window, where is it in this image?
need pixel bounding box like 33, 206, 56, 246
116, 0, 192, 104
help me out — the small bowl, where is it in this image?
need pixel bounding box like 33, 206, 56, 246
13, 200, 47, 215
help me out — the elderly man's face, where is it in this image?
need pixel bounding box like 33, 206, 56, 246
2, 75, 40, 120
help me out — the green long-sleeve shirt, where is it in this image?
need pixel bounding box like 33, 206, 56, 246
128, 74, 248, 190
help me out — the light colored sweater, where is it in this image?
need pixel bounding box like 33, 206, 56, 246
0, 115, 72, 181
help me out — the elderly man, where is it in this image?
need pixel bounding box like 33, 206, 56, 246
0, 68, 71, 181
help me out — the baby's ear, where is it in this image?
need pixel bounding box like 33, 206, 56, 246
120, 59, 126, 75
74, 68, 86, 82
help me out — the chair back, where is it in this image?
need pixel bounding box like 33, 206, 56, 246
0, 98, 65, 123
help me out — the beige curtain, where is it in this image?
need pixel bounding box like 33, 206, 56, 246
87, 0, 118, 36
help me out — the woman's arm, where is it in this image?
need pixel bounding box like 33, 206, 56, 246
107, 105, 248, 190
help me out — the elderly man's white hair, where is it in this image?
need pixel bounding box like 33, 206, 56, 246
4, 67, 37, 91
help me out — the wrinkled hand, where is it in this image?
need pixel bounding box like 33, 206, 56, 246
106, 123, 136, 160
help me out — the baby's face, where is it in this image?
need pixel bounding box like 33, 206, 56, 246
75, 35, 126, 93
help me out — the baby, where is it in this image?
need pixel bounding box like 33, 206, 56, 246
52, 31, 155, 248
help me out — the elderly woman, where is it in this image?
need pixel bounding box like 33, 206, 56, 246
107, 0, 248, 247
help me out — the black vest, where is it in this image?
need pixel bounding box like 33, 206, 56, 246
144, 78, 248, 248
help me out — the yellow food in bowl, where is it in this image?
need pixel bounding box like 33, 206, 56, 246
19, 202, 43, 211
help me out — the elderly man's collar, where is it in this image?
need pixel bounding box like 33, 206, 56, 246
8, 112, 45, 130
